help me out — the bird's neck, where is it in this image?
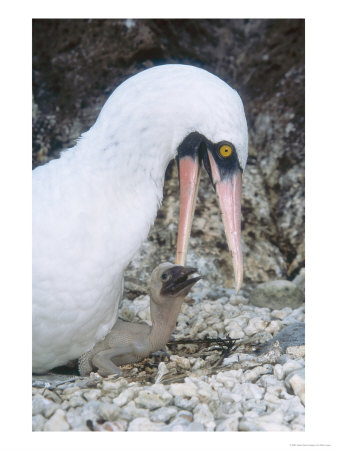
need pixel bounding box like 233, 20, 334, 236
148, 298, 185, 352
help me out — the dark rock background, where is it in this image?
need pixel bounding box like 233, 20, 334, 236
32, 19, 304, 295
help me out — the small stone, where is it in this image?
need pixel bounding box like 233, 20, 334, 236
292, 268, 305, 292
98, 403, 121, 421
113, 388, 136, 407
96, 420, 128, 431
32, 394, 58, 418
218, 388, 242, 403
32, 414, 46, 431
265, 320, 282, 334
233, 382, 264, 400
170, 355, 191, 370
193, 403, 215, 431
244, 317, 268, 336
135, 388, 172, 410
285, 369, 305, 405
244, 365, 269, 382
120, 400, 149, 420
271, 308, 291, 320
274, 364, 284, 380
282, 359, 304, 376
128, 417, 163, 431
274, 322, 305, 351
162, 411, 193, 431
170, 382, 197, 397
68, 392, 86, 408
150, 406, 178, 422
286, 345, 305, 358
44, 409, 70, 431
229, 294, 249, 305
216, 416, 239, 431
174, 395, 199, 411
82, 389, 101, 402
250, 280, 304, 309
228, 328, 245, 339
66, 407, 89, 430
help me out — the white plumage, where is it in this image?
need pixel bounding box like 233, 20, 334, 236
32, 64, 248, 373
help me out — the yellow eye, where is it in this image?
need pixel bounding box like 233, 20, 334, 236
219, 144, 232, 158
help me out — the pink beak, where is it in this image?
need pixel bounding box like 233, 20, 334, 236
175, 151, 243, 293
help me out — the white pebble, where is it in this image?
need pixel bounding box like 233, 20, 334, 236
44, 409, 70, 431
170, 355, 191, 369
135, 389, 172, 410
265, 320, 282, 334
229, 295, 249, 305
32, 414, 46, 431
273, 364, 284, 380
271, 308, 291, 320
193, 403, 216, 431
113, 388, 136, 407
150, 406, 178, 422
282, 359, 304, 376
244, 365, 269, 382
286, 345, 305, 358
174, 395, 199, 411
128, 417, 162, 431
170, 382, 197, 397
216, 416, 239, 431
244, 317, 268, 336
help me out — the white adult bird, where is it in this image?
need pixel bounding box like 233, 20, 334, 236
33, 64, 248, 373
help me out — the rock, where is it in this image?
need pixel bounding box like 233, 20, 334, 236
250, 280, 304, 309
135, 388, 172, 410
32, 394, 58, 418
120, 401, 149, 420
98, 403, 121, 421
244, 317, 268, 336
271, 308, 292, 320
273, 364, 284, 380
170, 382, 198, 398
193, 403, 216, 431
286, 345, 305, 358
150, 406, 178, 422
113, 388, 136, 407
285, 368, 305, 405
170, 355, 191, 370
244, 365, 270, 382
32, 414, 46, 431
162, 411, 195, 431
216, 416, 239, 431
174, 395, 199, 411
128, 417, 163, 431
271, 322, 305, 351
229, 295, 249, 305
96, 420, 128, 431
44, 409, 70, 431
292, 268, 305, 293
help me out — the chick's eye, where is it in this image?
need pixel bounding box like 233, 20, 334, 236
219, 144, 232, 158
161, 273, 169, 281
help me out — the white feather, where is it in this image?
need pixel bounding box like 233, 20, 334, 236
32, 64, 248, 373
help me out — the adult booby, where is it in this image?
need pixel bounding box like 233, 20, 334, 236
33, 64, 248, 373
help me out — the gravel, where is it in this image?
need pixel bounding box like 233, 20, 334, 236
32, 278, 305, 432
